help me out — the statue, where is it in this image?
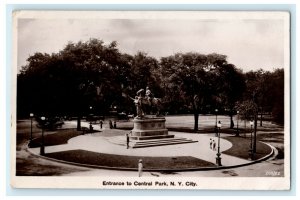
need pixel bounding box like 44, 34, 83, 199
130, 87, 162, 118
136, 89, 145, 118
129, 89, 145, 118
145, 86, 153, 106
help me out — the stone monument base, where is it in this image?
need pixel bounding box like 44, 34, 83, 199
131, 116, 172, 140
107, 115, 198, 148
122, 115, 197, 148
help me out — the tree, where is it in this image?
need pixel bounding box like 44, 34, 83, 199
130, 52, 162, 96
17, 39, 131, 129
159, 52, 229, 131
268, 69, 284, 124
235, 100, 257, 121
235, 99, 258, 152
244, 68, 284, 125
216, 64, 246, 129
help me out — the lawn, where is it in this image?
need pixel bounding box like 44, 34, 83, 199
222, 136, 272, 160
46, 150, 216, 170
29, 128, 100, 148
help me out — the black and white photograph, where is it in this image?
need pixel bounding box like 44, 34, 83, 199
11, 11, 290, 190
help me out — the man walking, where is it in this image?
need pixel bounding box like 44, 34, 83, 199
126, 132, 130, 149
138, 159, 143, 177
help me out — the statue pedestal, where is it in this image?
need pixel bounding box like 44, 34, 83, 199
131, 116, 173, 140
105, 115, 198, 148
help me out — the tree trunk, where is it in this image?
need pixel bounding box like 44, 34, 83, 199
192, 95, 200, 132
253, 112, 257, 153
77, 115, 81, 131
230, 114, 234, 129
194, 111, 199, 132
260, 107, 263, 127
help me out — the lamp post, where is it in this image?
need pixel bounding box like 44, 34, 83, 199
89, 106, 93, 131
29, 113, 34, 142
216, 121, 222, 166
235, 111, 240, 136
40, 116, 45, 155
215, 109, 218, 136
249, 120, 254, 160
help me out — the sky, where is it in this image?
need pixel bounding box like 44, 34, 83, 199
17, 15, 288, 73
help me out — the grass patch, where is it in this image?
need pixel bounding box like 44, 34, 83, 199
29, 128, 99, 148
275, 147, 284, 159
222, 136, 272, 160
46, 150, 216, 169
16, 156, 87, 176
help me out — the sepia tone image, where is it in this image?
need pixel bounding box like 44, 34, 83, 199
11, 11, 290, 189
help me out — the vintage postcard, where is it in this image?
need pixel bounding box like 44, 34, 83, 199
11, 10, 290, 190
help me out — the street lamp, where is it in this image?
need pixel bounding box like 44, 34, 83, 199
249, 120, 254, 160
29, 113, 34, 142
216, 120, 222, 166
40, 116, 45, 155
236, 111, 240, 136
89, 106, 93, 131
215, 109, 218, 136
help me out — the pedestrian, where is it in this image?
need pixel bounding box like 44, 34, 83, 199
138, 159, 143, 177
126, 132, 130, 149
109, 120, 113, 129
209, 138, 212, 149
89, 123, 93, 132
113, 120, 117, 129
100, 120, 103, 129
212, 140, 216, 151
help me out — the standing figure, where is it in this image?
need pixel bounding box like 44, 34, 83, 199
100, 120, 103, 129
145, 86, 154, 114
145, 86, 153, 103
134, 89, 145, 118
126, 132, 130, 149
209, 138, 212, 149
138, 159, 143, 177
132, 96, 144, 118
212, 140, 216, 151
109, 120, 113, 129
113, 121, 117, 129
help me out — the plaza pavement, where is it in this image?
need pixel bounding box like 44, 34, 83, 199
29, 121, 252, 168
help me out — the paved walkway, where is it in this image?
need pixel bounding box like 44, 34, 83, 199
29, 121, 251, 167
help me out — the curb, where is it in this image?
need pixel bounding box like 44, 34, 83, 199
26, 139, 275, 172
